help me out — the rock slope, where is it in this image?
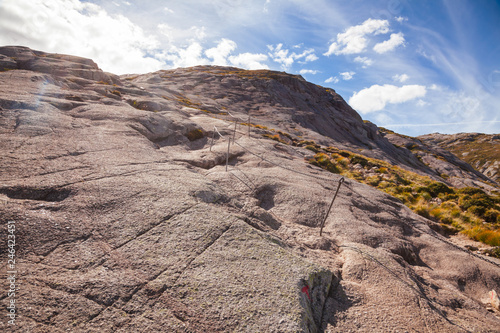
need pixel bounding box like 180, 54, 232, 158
419, 133, 500, 184
0, 46, 499, 332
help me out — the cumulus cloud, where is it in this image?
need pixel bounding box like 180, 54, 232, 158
353, 56, 373, 67
304, 53, 319, 62
205, 38, 237, 65
392, 73, 409, 83
159, 39, 268, 70
0, 0, 165, 74
349, 84, 427, 113
325, 71, 354, 84
299, 69, 319, 75
0, 0, 271, 73
340, 71, 355, 80
228, 53, 269, 70
373, 32, 405, 53
325, 76, 339, 84
267, 44, 317, 70
395, 16, 408, 23
159, 42, 208, 68
324, 18, 389, 56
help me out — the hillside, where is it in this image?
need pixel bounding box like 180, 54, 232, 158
0, 46, 499, 332
419, 133, 500, 183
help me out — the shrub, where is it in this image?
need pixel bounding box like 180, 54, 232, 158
305, 145, 320, 153
377, 181, 392, 189
459, 193, 494, 210
425, 182, 454, 197
457, 187, 486, 196
186, 129, 204, 141
263, 134, 288, 144
463, 227, 500, 247
415, 206, 431, 219
277, 131, 293, 140
366, 176, 381, 186
296, 139, 316, 147
253, 124, 269, 130
331, 154, 349, 168
484, 247, 500, 259
377, 167, 388, 174
394, 174, 411, 186
430, 207, 445, 221
350, 155, 370, 167
395, 193, 415, 204
484, 209, 500, 223
309, 153, 340, 174
420, 192, 432, 201
394, 185, 413, 194
338, 151, 351, 158
469, 205, 486, 217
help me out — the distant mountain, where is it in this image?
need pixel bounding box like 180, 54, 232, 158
1, 46, 499, 332
419, 132, 500, 183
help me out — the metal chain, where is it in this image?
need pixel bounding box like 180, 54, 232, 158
212, 111, 500, 268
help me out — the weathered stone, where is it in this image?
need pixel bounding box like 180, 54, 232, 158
0, 47, 499, 332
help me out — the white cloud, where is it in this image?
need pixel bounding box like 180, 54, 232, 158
158, 24, 207, 44
268, 44, 294, 68
305, 53, 319, 62
159, 42, 208, 68
349, 84, 427, 113
325, 76, 339, 84
299, 69, 319, 75
205, 38, 237, 65
268, 44, 317, 70
353, 56, 373, 67
0, 0, 273, 73
392, 73, 409, 83
340, 71, 355, 80
395, 16, 407, 23
0, 0, 164, 74
159, 39, 268, 70
228, 53, 269, 70
373, 32, 405, 53
416, 99, 428, 107
324, 18, 390, 56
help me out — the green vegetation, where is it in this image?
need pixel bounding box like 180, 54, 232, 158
186, 128, 204, 141
441, 135, 500, 169
308, 153, 340, 174
262, 133, 289, 145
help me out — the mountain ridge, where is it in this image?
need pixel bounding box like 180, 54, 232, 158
0, 46, 499, 332
419, 132, 500, 184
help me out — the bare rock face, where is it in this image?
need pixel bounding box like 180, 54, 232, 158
0, 46, 119, 84
0, 47, 499, 332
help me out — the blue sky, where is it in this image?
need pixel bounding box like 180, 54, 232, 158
1, 0, 499, 136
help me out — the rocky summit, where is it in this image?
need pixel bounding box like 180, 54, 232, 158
0, 46, 499, 332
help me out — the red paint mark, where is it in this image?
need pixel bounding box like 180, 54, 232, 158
301, 285, 311, 301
